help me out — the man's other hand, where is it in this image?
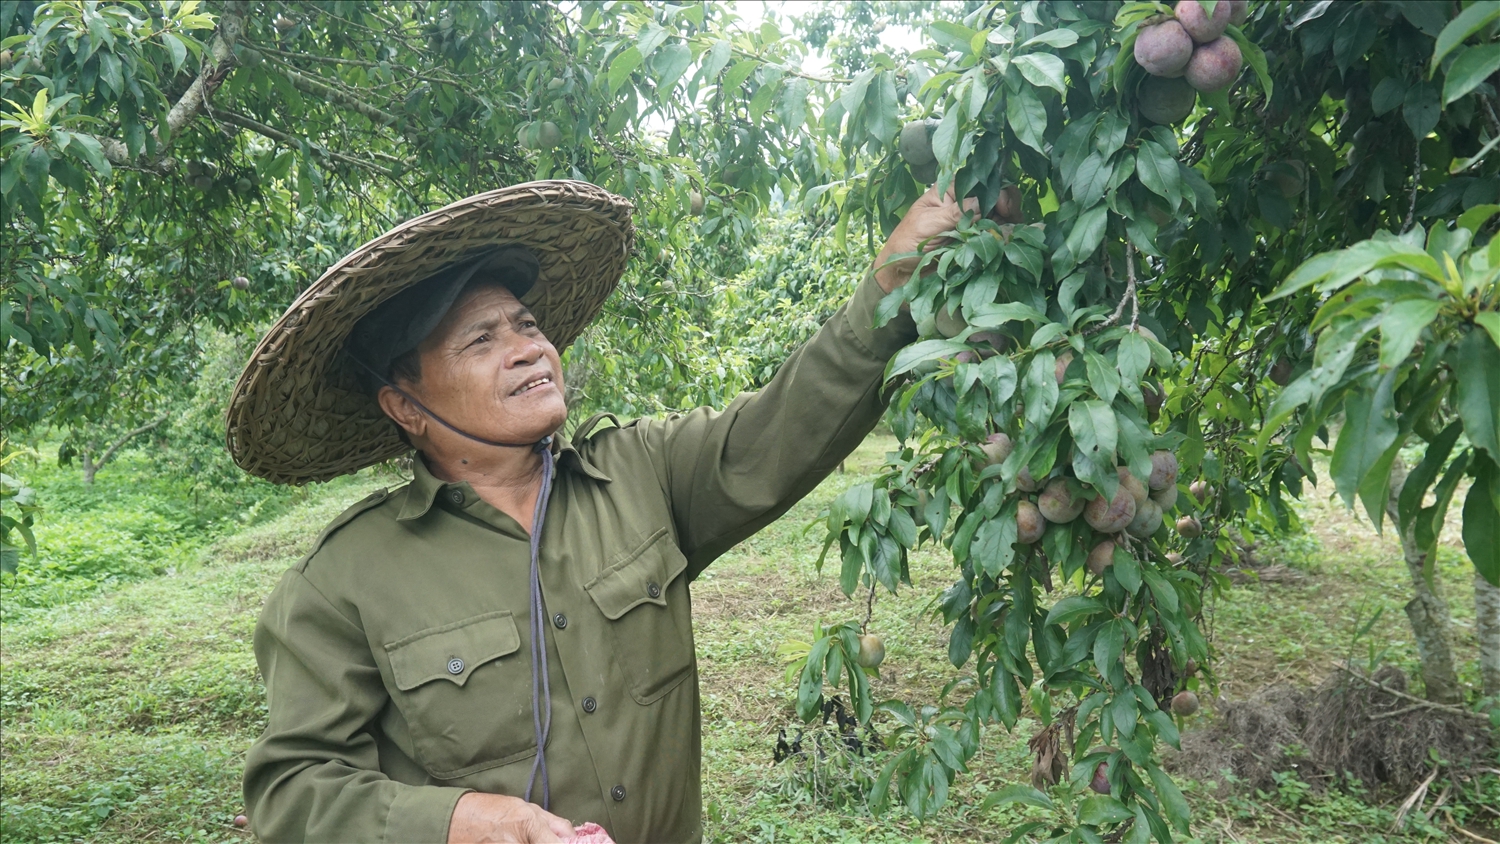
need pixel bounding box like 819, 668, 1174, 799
873, 183, 1024, 294
447, 793, 578, 843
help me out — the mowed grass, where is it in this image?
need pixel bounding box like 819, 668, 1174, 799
2, 436, 1495, 843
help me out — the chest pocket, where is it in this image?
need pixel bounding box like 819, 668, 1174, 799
383, 611, 536, 779
585, 528, 695, 704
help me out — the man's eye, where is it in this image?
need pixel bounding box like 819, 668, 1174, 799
519, 320, 538, 329
468, 333, 490, 347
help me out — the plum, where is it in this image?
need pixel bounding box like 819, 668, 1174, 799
1084, 482, 1138, 533
1175, 0, 1230, 43
1134, 20, 1193, 77
1086, 539, 1117, 576
1139, 75, 1197, 125
1118, 466, 1150, 506
982, 432, 1013, 466
1176, 515, 1203, 538
1184, 36, 1243, 93
934, 304, 967, 338
856, 633, 886, 668
1171, 690, 1201, 716
1148, 451, 1179, 490
1038, 478, 1085, 523
1126, 499, 1164, 538
1016, 500, 1046, 544
1151, 483, 1179, 511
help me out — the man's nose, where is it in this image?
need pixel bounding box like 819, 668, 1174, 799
504, 334, 546, 367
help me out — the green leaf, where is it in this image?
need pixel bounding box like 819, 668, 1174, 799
1079, 794, 1133, 825
722, 58, 759, 93
608, 46, 643, 93
1014, 53, 1067, 95
1404, 81, 1442, 139
1444, 43, 1500, 104
1093, 618, 1124, 680
748, 77, 781, 122
1372, 77, 1407, 116
652, 42, 693, 102
1476, 311, 1500, 349
1007, 84, 1049, 154
1330, 374, 1399, 511
1024, 351, 1060, 430
1453, 327, 1500, 460
1463, 455, 1500, 586
1432, 1, 1500, 72
1135, 140, 1179, 208
1112, 547, 1142, 593
1224, 24, 1272, 100
1148, 765, 1193, 833
1045, 595, 1105, 627
1070, 400, 1118, 468
1116, 332, 1150, 386
972, 512, 1018, 577
1084, 350, 1120, 404
1400, 422, 1464, 535
162, 31, 189, 74
981, 783, 1055, 811
64, 132, 110, 178
1379, 298, 1443, 369
887, 339, 968, 378
1065, 203, 1108, 265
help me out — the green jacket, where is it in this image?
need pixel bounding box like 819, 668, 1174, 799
242, 274, 917, 843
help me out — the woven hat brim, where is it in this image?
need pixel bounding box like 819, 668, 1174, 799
225, 180, 634, 485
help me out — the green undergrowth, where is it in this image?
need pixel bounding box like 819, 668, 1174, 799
1, 436, 1495, 843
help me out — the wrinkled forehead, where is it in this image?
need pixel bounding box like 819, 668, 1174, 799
426, 281, 538, 345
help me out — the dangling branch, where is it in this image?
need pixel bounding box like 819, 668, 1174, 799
1092, 244, 1140, 333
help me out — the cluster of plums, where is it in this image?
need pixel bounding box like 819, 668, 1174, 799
1134, 0, 1248, 124
979, 433, 1209, 573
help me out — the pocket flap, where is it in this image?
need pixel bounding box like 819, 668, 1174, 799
585, 528, 688, 620
384, 611, 521, 691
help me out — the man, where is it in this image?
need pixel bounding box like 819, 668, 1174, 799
231, 179, 1017, 843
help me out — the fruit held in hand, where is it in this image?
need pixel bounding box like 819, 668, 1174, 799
1175, 0, 1230, 43
1184, 36, 1243, 93
856, 633, 886, 668
231, 276, 250, 291
1148, 451, 1179, 491
1171, 690, 1201, 716
1084, 483, 1138, 533
982, 432, 1014, 466
910, 158, 938, 185
898, 119, 938, 166
1038, 478, 1086, 523
1016, 500, 1046, 544
1139, 75, 1198, 125
934, 304, 967, 338
1134, 20, 1194, 77
1087, 539, 1117, 576
1176, 515, 1203, 538
1126, 498, 1164, 538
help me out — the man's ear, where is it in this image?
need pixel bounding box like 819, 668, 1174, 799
377, 385, 428, 440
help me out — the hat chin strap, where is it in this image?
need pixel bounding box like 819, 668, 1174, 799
346, 352, 547, 450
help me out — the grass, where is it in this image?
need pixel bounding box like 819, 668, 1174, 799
1, 436, 1495, 843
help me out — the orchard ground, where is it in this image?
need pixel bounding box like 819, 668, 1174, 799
1, 434, 1495, 843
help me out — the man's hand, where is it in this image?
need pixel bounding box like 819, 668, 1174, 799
872, 184, 1024, 294
447, 793, 577, 843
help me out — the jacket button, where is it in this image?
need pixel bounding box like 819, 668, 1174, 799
447, 658, 465, 675
448, 490, 465, 505
646, 582, 661, 599
553, 613, 568, 629
610, 785, 626, 802
582, 696, 597, 713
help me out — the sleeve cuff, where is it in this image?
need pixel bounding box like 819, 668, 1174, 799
844, 271, 919, 360
383, 785, 471, 844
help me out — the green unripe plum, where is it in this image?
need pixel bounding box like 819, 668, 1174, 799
235, 177, 254, 194
910, 158, 938, 185
1139, 75, 1197, 125
1175, 0, 1230, 43
190, 175, 214, 191
1134, 20, 1193, 77
1085, 483, 1137, 533
1269, 160, 1306, 198
1184, 36, 1243, 93
898, 119, 939, 166
547, 77, 565, 91
231, 276, 250, 291
856, 633, 886, 668
689, 190, 705, 216
982, 432, 1013, 466
1118, 466, 1150, 507
934, 304, 967, 338
1038, 478, 1085, 523
537, 121, 562, 149
1086, 539, 1117, 576
1151, 483, 1179, 511
1269, 356, 1294, 385
1016, 500, 1046, 544
1190, 480, 1212, 503
1126, 498, 1163, 538
1016, 466, 1041, 493
1228, 0, 1249, 25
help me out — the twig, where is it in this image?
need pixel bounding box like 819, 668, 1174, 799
1090, 245, 1140, 334
1451, 822, 1499, 844
1402, 142, 1421, 234
212, 110, 398, 179
1334, 663, 1488, 721
862, 579, 876, 633
1392, 764, 1439, 831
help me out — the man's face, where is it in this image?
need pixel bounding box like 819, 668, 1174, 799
389, 283, 567, 447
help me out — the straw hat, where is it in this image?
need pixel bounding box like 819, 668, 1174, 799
226, 180, 634, 485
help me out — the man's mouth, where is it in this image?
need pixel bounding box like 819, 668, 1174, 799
510, 375, 553, 396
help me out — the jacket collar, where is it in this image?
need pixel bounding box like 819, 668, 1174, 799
395, 432, 610, 522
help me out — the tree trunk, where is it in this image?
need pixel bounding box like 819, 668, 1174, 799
81, 451, 98, 485
80, 416, 169, 485
1477, 571, 1500, 698
1386, 461, 1463, 704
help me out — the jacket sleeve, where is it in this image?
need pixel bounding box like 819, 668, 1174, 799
643, 271, 918, 577
243, 567, 469, 844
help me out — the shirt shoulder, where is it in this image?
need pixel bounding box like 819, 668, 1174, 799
292, 486, 398, 574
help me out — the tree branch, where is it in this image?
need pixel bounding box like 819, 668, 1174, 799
90, 415, 169, 479
211, 109, 397, 178
99, 1, 250, 166
240, 47, 398, 125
